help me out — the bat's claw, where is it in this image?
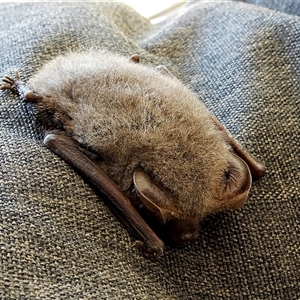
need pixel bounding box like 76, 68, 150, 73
0, 70, 21, 94
1, 70, 40, 102
132, 240, 164, 258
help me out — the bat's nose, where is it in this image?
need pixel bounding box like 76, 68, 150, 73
166, 218, 200, 244
180, 233, 194, 241
179, 230, 199, 243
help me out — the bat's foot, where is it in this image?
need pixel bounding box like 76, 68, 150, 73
132, 240, 164, 258
0, 70, 21, 94
1, 70, 42, 103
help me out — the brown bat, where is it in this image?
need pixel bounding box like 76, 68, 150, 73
1, 51, 266, 256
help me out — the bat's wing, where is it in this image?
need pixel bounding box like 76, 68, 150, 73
211, 116, 266, 179
44, 132, 165, 257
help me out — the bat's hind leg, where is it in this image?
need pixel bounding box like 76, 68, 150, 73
1, 70, 71, 130
1, 70, 42, 103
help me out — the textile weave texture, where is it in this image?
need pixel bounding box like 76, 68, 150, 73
0, 1, 299, 299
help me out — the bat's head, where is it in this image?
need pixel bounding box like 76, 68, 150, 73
133, 145, 252, 243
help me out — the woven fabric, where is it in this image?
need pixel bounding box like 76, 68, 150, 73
0, 1, 299, 299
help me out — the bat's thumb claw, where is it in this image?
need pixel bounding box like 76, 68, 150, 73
132, 240, 164, 258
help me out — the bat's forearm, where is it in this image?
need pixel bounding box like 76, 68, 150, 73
44, 132, 165, 257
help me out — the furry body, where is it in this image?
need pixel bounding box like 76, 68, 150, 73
0, 50, 254, 243
28, 51, 230, 221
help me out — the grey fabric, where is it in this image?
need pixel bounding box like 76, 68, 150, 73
236, 0, 300, 16
0, 1, 299, 299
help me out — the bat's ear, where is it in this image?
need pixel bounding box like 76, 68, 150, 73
214, 153, 252, 212
133, 168, 180, 223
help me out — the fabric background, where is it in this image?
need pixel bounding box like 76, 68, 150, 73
0, 1, 299, 299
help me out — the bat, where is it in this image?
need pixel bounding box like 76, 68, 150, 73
1, 50, 266, 256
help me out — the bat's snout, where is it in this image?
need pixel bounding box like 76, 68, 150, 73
164, 217, 201, 244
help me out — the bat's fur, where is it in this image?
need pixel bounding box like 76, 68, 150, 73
4, 50, 246, 243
